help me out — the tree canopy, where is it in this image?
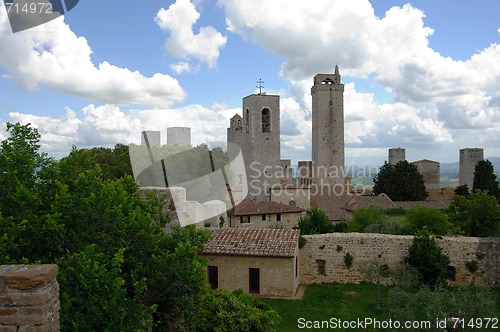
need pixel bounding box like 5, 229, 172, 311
473, 159, 500, 199
373, 161, 428, 201
295, 206, 334, 234
0, 122, 279, 331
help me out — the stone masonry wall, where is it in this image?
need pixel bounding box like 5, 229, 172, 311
0, 265, 60, 332
300, 233, 499, 287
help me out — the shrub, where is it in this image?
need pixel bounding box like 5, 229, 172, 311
405, 206, 450, 235
344, 252, 354, 269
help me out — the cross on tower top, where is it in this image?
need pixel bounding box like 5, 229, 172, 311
256, 79, 265, 94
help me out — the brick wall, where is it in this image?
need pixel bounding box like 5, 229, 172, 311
0, 265, 59, 332
299, 233, 499, 286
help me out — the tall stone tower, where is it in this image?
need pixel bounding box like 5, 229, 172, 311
311, 66, 345, 191
459, 148, 484, 189
228, 93, 281, 200
389, 147, 406, 165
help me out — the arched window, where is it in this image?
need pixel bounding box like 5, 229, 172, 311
237, 119, 241, 127
289, 200, 296, 207
262, 108, 270, 133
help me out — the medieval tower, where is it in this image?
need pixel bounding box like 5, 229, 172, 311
459, 148, 484, 190
311, 66, 345, 190
388, 147, 406, 165
228, 92, 287, 200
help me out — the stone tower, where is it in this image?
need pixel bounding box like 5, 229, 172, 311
389, 147, 406, 165
459, 148, 484, 189
227, 93, 282, 200
311, 66, 345, 191
141, 131, 161, 147
167, 127, 191, 147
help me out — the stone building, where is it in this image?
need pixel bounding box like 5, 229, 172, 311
229, 199, 304, 229
459, 148, 484, 190
311, 66, 345, 190
202, 229, 301, 298
388, 147, 405, 165
227, 92, 291, 201
270, 180, 311, 209
167, 127, 191, 147
412, 159, 440, 189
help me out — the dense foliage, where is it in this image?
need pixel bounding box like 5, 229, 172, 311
373, 161, 428, 201
0, 123, 279, 331
404, 229, 450, 289
295, 206, 334, 234
473, 159, 500, 199
447, 190, 500, 237
404, 206, 450, 236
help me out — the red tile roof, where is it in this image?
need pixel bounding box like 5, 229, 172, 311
233, 199, 304, 216
203, 229, 300, 258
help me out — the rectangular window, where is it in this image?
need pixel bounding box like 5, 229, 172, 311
208, 266, 218, 289
261, 214, 266, 221
249, 268, 260, 294
240, 216, 250, 223
316, 260, 326, 276
276, 213, 281, 222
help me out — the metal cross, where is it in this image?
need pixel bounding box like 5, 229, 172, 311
256, 79, 265, 94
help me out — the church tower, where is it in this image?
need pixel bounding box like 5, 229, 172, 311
228, 91, 282, 200
311, 65, 345, 190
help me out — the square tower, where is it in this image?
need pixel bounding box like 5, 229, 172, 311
311, 66, 345, 192
227, 93, 281, 200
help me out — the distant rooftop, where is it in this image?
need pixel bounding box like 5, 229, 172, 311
233, 199, 304, 216
203, 229, 300, 258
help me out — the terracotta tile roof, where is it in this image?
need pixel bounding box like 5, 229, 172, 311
411, 159, 439, 164
231, 114, 242, 119
203, 229, 300, 257
310, 193, 352, 221
425, 188, 455, 201
341, 194, 397, 211
233, 199, 304, 216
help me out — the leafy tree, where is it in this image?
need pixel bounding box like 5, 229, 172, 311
373, 161, 428, 201
194, 289, 281, 332
454, 184, 470, 196
295, 206, 334, 234
404, 229, 450, 289
347, 207, 385, 232
405, 206, 450, 236
448, 190, 500, 237
473, 159, 500, 198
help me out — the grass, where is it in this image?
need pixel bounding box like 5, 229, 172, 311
264, 283, 500, 332
264, 283, 389, 332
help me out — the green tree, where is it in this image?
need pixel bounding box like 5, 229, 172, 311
473, 159, 500, 198
454, 184, 470, 196
295, 206, 334, 234
194, 289, 281, 332
405, 206, 450, 236
404, 229, 450, 289
373, 161, 428, 201
448, 190, 500, 237
347, 207, 385, 232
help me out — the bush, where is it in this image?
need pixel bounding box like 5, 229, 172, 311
363, 220, 402, 235
405, 206, 450, 235
296, 206, 334, 234
344, 252, 354, 269
348, 207, 385, 232
404, 229, 450, 289
332, 222, 348, 233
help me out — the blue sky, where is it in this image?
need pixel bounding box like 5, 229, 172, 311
0, 0, 499, 166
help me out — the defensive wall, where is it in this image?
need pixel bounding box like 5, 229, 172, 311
299, 233, 499, 287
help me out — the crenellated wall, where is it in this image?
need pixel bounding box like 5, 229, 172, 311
299, 233, 499, 287
0, 265, 60, 331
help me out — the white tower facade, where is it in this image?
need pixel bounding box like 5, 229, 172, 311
311, 66, 345, 191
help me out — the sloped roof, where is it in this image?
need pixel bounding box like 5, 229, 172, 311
341, 194, 397, 212
425, 188, 455, 201
395, 200, 451, 209
310, 193, 352, 221
203, 229, 300, 258
233, 199, 304, 216
231, 114, 242, 120
411, 159, 439, 164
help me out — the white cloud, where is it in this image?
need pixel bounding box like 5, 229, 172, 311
170, 61, 191, 74
0, 10, 186, 108
156, 0, 227, 68
219, 0, 500, 160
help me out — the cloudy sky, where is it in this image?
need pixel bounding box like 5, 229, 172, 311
0, 0, 499, 166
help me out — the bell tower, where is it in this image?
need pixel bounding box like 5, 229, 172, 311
311, 65, 345, 190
